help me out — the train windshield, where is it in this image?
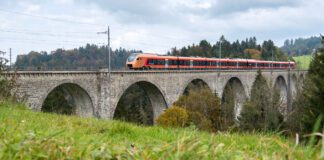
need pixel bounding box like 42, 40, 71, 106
127, 53, 140, 62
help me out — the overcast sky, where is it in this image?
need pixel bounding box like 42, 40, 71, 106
0, 0, 323, 62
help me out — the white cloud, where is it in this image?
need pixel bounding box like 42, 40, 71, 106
17, 2, 41, 13
54, 0, 74, 5
26, 4, 41, 13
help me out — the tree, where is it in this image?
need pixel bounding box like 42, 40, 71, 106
174, 86, 221, 131
0, 51, 16, 101
303, 42, 324, 132
239, 70, 282, 131
244, 49, 261, 60
220, 84, 236, 130
156, 106, 189, 128
285, 77, 311, 133
114, 84, 153, 125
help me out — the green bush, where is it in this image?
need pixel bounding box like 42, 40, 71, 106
174, 87, 221, 131
156, 106, 189, 128
187, 111, 213, 132
239, 101, 261, 130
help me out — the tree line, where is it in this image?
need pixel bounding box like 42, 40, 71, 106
281, 36, 321, 56
15, 44, 141, 70
168, 36, 288, 61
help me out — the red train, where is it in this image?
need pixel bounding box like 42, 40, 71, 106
126, 53, 296, 70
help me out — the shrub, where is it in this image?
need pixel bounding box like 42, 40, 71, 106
187, 111, 213, 132
174, 87, 221, 131
239, 101, 261, 130
156, 106, 189, 128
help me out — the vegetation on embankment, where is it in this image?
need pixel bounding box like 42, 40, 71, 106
293, 55, 312, 70
0, 101, 320, 159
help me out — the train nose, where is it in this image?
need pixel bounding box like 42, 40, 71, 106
127, 64, 133, 69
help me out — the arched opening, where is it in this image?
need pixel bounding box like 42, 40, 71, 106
183, 79, 212, 95
114, 81, 167, 125
41, 83, 94, 117
221, 77, 247, 126
274, 76, 288, 115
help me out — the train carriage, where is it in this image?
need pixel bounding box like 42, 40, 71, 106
126, 53, 296, 70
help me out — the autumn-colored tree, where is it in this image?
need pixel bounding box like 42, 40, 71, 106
174, 85, 221, 131
244, 49, 261, 60
156, 106, 189, 128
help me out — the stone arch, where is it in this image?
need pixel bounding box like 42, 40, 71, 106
114, 81, 168, 123
274, 75, 288, 115
221, 77, 248, 120
182, 78, 213, 95
41, 83, 94, 117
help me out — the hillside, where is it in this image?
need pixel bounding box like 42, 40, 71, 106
0, 101, 320, 159
281, 36, 321, 56
293, 55, 312, 70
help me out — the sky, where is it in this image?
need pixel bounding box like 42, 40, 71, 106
0, 0, 324, 62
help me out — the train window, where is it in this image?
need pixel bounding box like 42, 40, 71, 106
156, 59, 165, 65
148, 59, 154, 65
179, 60, 184, 65
240, 62, 246, 66
170, 60, 176, 65
249, 63, 256, 67
194, 61, 200, 66
227, 62, 235, 66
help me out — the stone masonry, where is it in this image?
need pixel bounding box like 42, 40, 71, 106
11, 70, 306, 120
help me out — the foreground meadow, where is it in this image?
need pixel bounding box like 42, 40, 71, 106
0, 101, 320, 159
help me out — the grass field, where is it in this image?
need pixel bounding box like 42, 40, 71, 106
293, 55, 312, 70
0, 101, 321, 159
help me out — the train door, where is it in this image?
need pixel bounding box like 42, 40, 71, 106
165, 59, 169, 69
190, 60, 193, 69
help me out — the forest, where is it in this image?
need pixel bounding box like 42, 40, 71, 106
15, 44, 141, 70
281, 36, 321, 56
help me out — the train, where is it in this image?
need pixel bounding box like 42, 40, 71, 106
126, 53, 296, 70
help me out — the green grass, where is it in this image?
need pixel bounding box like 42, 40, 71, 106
0, 101, 321, 159
293, 55, 312, 70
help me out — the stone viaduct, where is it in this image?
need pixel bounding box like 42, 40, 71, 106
11, 70, 306, 121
